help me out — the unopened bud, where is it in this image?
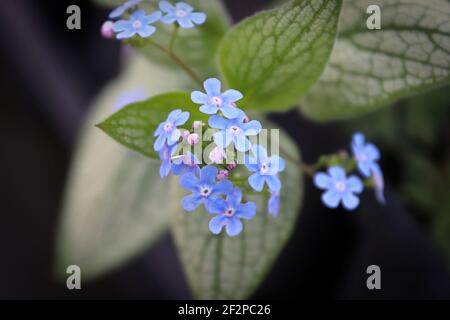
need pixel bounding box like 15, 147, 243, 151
209, 147, 226, 164
181, 130, 190, 140
192, 121, 203, 129
217, 169, 229, 181
187, 133, 199, 145
227, 161, 237, 171
101, 21, 115, 39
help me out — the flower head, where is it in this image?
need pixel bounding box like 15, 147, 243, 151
159, 144, 176, 178
372, 164, 385, 205
352, 132, 381, 177
245, 145, 285, 192
172, 151, 201, 177
314, 166, 363, 210
191, 78, 243, 119
208, 188, 256, 237
153, 109, 189, 151
112, 9, 162, 39
180, 165, 233, 212
109, 0, 143, 19
159, 1, 206, 28
209, 112, 261, 152
268, 191, 280, 217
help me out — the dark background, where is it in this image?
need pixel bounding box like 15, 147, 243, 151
1, 0, 450, 299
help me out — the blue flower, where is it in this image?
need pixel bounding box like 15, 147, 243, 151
153, 109, 189, 151
180, 165, 233, 212
112, 9, 162, 39
109, 0, 143, 19
191, 78, 243, 119
268, 191, 280, 217
314, 166, 363, 211
172, 151, 201, 177
208, 112, 261, 152
207, 188, 256, 237
244, 145, 285, 192
159, 1, 206, 28
352, 132, 381, 177
159, 144, 177, 178
372, 164, 385, 205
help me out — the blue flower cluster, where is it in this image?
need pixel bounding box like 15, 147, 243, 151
105, 1, 207, 40
314, 132, 385, 211
153, 78, 286, 236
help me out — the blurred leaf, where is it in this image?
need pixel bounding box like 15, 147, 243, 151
170, 125, 303, 299
56, 54, 184, 280
218, 0, 342, 111
302, 0, 450, 121
97, 91, 208, 159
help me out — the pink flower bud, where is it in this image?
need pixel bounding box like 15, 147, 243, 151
181, 130, 190, 140
192, 121, 203, 129
217, 169, 229, 181
101, 21, 115, 39
187, 133, 199, 145
209, 147, 226, 164
227, 161, 237, 171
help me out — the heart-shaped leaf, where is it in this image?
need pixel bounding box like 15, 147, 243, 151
218, 0, 342, 111
301, 0, 450, 121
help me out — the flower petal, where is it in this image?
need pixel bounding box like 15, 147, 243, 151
266, 175, 281, 192
236, 202, 256, 220
358, 161, 372, 177
203, 78, 221, 96
178, 16, 194, 28
206, 198, 227, 215
226, 218, 243, 237
190, 12, 206, 25
321, 190, 341, 208
328, 166, 346, 181
191, 91, 209, 104
161, 14, 177, 24
365, 144, 380, 161
116, 28, 136, 39
352, 132, 365, 148
181, 193, 202, 212
314, 172, 332, 190
268, 194, 280, 217
243, 120, 262, 136
208, 115, 228, 129
168, 128, 180, 145
130, 9, 146, 20
342, 192, 360, 210
153, 134, 166, 151
213, 180, 233, 195
199, 104, 218, 115
159, 159, 171, 178
209, 215, 226, 235
268, 155, 285, 173
251, 144, 268, 162
174, 111, 189, 126
346, 175, 363, 193
180, 172, 199, 192
220, 104, 240, 119
248, 173, 265, 192
200, 165, 218, 184
234, 134, 251, 152
213, 131, 231, 149
227, 187, 242, 207
112, 20, 131, 31
159, 0, 175, 13
137, 25, 156, 38
176, 2, 194, 12
143, 11, 162, 24
244, 154, 259, 172
222, 89, 243, 103
167, 109, 182, 121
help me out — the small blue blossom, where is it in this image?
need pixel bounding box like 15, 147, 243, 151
159, 1, 206, 28
372, 164, 385, 205
244, 145, 285, 192
172, 151, 201, 177
352, 132, 381, 177
159, 144, 177, 178
191, 78, 243, 119
268, 191, 280, 217
113, 9, 162, 39
153, 109, 190, 151
180, 165, 233, 212
208, 188, 256, 237
314, 166, 363, 211
109, 0, 142, 19
209, 112, 261, 152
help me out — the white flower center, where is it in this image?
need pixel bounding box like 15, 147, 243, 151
132, 20, 142, 29
210, 96, 222, 106
225, 207, 234, 217
176, 9, 188, 17
260, 163, 269, 174
200, 186, 211, 197
334, 181, 346, 192
229, 125, 240, 134
163, 122, 173, 132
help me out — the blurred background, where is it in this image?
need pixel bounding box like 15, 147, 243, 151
1, 0, 450, 299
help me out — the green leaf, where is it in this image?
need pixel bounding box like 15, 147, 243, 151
301, 0, 450, 121
97, 91, 208, 159
169, 124, 303, 299
55, 54, 182, 280
218, 0, 342, 111
139, 0, 230, 78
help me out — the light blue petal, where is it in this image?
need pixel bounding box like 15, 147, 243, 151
159, 1, 175, 13
328, 166, 346, 181
109, 6, 126, 19
352, 132, 365, 148
227, 187, 242, 207
137, 25, 156, 38
248, 173, 265, 192
372, 164, 385, 204
180, 172, 199, 192
174, 111, 189, 126
220, 104, 240, 119
314, 172, 331, 190
116, 29, 136, 39
171, 163, 183, 176
204, 78, 221, 96
178, 16, 194, 28
226, 218, 243, 237
251, 144, 268, 162
200, 165, 218, 184
112, 20, 131, 31
321, 190, 341, 208
236, 202, 256, 220
342, 192, 360, 210
176, 2, 194, 12
244, 154, 259, 172
212, 180, 233, 195
234, 134, 251, 152
168, 128, 180, 145
130, 9, 146, 20
190, 12, 206, 24
206, 198, 227, 215
266, 175, 281, 192
365, 144, 380, 161
346, 175, 363, 193
191, 91, 209, 104
222, 89, 243, 103
154, 122, 164, 137
209, 216, 226, 235
181, 194, 202, 212
268, 194, 280, 217
213, 131, 231, 149
153, 134, 166, 151
358, 161, 372, 177
243, 120, 261, 135
159, 159, 172, 178
167, 109, 182, 121
143, 11, 162, 24
161, 14, 177, 24
268, 155, 285, 173
200, 104, 218, 115
208, 115, 228, 129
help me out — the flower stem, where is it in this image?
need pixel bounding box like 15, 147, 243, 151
169, 25, 179, 53
278, 145, 316, 177
149, 40, 203, 87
